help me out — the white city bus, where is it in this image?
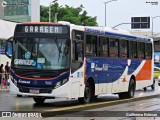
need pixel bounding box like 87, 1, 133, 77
5, 21, 154, 104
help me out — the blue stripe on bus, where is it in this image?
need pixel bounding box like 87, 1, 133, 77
86, 58, 142, 84
10, 70, 70, 87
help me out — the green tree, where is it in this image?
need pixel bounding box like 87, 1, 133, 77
40, 3, 98, 26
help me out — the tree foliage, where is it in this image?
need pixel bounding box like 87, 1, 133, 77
40, 3, 97, 26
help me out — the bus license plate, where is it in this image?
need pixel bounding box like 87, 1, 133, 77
30, 89, 39, 94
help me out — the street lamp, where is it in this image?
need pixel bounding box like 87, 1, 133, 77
49, 0, 58, 22
54, 13, 58, 22
112, 22, 149, 29
152, 16, 160, 38
104, 0, 117, 26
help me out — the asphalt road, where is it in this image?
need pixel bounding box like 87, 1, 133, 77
0, 81, 160, 111
0, 81, 160, 120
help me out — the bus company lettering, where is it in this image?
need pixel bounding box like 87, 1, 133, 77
94, 64, 108, 71
18, 79, 30, 84
14, 59, 33, 65
24, 26, 62, 33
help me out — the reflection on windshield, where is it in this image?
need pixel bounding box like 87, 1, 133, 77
13, 37, 70, 70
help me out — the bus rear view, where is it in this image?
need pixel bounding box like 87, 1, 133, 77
8, 23, 71, 104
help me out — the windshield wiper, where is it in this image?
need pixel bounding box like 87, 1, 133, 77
54, 38, 62, 62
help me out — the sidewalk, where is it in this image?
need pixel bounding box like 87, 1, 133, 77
0, 86, 9, 92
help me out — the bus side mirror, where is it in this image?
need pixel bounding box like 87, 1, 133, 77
5, 37, 13, 58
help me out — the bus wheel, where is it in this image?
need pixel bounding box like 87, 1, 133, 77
84, 82, 94, 103
118, 93, 126, 99
144, 87, 147, 92
17, 95, 22, 97
78, 82, 94, 104
151, 80, 155, 90
127, 79, 135, 98
33, 98, 45, 104
119, 79, 135, 99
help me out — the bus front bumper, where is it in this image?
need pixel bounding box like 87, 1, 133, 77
10, 80, 71, 98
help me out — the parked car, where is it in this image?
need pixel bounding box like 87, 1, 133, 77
154, 66, 160, 79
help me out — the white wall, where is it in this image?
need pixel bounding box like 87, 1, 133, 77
0, 19, 17, 39
0, 55, 11, 67
0, 20, 16, 67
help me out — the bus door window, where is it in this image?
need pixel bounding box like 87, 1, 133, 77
138, 42, 145, 59
75, 41, 83, 61
100, 37, 109, 57
72, 31, 84, 62
86, 35, 97, 57
109, 38, 119, 58
129, 41, 137, 59
71, 30, 84, 72
120, 39, 128, 59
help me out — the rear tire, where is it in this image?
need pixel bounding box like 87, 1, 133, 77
144, 87, 147, 92
151, 83, 155, 90
150, 79, 155, 90
33, 98, 45, 104
119, 79, 135, 99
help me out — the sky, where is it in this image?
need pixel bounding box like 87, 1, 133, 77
40, 0, 160, 33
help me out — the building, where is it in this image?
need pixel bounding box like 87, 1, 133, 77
0, 0, 40, 65
0, 0, 40, 22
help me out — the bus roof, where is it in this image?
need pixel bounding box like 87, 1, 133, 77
85, 26, 152, 42
22, 22, 60, 25
19, 21, 152, 42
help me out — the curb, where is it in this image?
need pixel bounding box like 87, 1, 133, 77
42, 93, 160, 117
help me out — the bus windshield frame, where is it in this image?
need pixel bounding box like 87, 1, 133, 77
12, 24, 71, 71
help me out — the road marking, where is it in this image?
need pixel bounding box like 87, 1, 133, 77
44, 98, 134, 112
44, 94, 160, 112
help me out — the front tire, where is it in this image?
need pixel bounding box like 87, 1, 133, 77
33, 98, 45, 104
17, 95, 22, 97
78, 82, 94, 104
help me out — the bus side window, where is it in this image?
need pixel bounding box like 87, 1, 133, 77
100, 37, 109, 57
129, 41, 137, 59
145, 43, 152, 59
86, 35, 97, 57
109, 38, 119, 58
120, 39, 128, 59
138, 42, 145, 59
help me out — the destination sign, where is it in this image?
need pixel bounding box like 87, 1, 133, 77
15, 25, 68, 34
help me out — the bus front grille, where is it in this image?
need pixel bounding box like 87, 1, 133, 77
18, 86, 52, 94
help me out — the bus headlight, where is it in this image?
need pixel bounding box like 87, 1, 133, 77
54, 78, 68, 89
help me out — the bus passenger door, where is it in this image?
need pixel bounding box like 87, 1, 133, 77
71, 30, 84, 97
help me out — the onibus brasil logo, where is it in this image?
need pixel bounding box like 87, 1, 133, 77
1, 1, 26, 7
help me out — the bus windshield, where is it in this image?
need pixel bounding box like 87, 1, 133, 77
13, 37, 70, 70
